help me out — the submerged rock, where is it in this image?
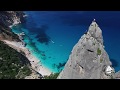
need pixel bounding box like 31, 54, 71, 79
57, 20, 115, 79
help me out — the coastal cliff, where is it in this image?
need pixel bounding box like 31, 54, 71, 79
0, 11, 43, 79
0, 11, 25, 41
0, 11, 25, 26
57, 20, 116, 79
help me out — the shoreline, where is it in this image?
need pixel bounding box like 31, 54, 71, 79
7, 13, 52, 76
2, 40, 52, 76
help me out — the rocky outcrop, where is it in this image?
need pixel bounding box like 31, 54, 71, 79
0, 11, 25, 27
57, 19, 115, 79
0, 11, 25, 41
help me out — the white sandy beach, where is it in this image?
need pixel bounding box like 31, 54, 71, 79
2, 40, 52, 76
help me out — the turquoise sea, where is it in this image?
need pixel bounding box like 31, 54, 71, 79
12, 11, 120, 73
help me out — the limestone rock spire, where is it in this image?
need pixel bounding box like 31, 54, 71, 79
88, 19, 103, 45
57, 20, 115, 79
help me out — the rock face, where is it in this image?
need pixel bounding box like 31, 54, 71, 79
0, 11, 25, 27
57, 20, 115, 79
0, 11, 25, 41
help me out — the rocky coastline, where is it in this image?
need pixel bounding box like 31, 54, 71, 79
0, 11, 52, 79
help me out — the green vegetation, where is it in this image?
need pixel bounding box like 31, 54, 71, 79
44, 73, 60, 79
92, 42, 95, 45
100, 58, 103, 63
16, 66, 32, 79
20, 66, 31, 76
97, 48, 101, 55
0, 41, 31, 79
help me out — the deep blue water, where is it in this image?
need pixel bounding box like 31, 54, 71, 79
12, 11, 120, 72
